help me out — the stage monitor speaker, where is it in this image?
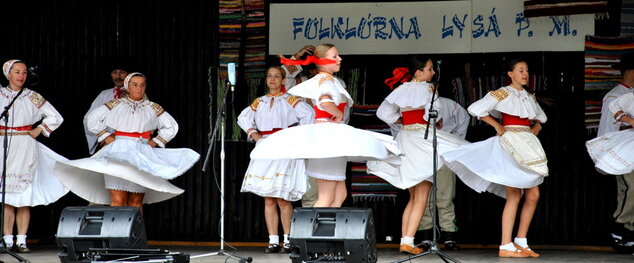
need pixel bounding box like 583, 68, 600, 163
56, 206, 147, 263
289, 207, 377, 263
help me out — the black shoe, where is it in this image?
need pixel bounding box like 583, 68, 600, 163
444, 240, 460, 251
611, 230, 634, 253
15, 243, 29, 253
281, 242, 292, 253
418, 240, 432, 251
265, 243, 280, 253
442, 231, 460, 251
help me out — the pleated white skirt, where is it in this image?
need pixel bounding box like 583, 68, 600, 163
366, 124, 470, 189
54, 139, 199, 204
441, 134, 545, 198
586, 129, 634, 175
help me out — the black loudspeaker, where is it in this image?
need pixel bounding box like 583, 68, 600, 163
56, 206, 147, 263
289, 207, 377, 263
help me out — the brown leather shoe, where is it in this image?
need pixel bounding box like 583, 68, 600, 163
513, 243, 539, 258
399, 244, 423, 255
498, 249, 529, 258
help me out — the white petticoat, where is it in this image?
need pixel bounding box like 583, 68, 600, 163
366, 123, 470, 189
306, 157, 347, 181
441, 133, 546, 198
241, 140, 309, 201
249, 122, 402, 163
586, 129, 634, 175
54, 139, 200, 204
4, 143, 70, 207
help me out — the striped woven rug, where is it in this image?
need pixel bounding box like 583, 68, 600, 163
584, 35, 634, 130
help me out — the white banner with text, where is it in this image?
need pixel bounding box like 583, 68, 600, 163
269, 0, 594, 54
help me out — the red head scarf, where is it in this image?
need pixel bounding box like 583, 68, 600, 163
280, 55, 337, 66
384, 67, 411, 90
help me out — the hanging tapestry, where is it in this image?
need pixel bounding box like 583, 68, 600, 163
523, 0, 608, 18
218, 0, 266, 81
584, 35, 634, 130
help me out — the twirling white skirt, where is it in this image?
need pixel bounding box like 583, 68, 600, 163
366, 123, 470, 189
54, 138, 200, 204
249, 122, 402, 163
441, 129, 547, 198
2, 140, 70, 207
586, 129, 634, 175
241, 139, 308, 201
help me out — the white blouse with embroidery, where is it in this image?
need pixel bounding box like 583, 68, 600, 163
0, 87, 63, 136
467, 86, 547, 123
609, 92, 634, 124
237, 92, 314, 138
376, 81, 437, 124
86, 96, 178, 148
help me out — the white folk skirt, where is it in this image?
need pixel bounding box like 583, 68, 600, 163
366, 123, 470, 189
586, 129, 634, 175
54, 138, 199, 204
441, 128, 547, 198
241, 139, 309, 201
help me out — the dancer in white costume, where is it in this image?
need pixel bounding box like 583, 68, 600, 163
83, 58, 129, 154
250, 43, 401, 208
586, 53, 634, 251
441, 59, 546, 258
0, 60, 68, 253
55, 73, 200, 208
366, 57, 469, 255
237, 66, 314, 253
587, 92, 634, 173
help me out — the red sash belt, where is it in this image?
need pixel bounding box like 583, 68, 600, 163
501, 113, 530, 126
0, 125, 31, 131
314, 103, 347, 119
401, 109, 428, 125
115, 131, 151, 139
260, 128, 282, 135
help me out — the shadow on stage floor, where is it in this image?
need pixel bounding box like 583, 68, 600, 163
4, 243, 633, 263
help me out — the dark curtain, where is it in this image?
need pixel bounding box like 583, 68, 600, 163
0, 0, 621, 247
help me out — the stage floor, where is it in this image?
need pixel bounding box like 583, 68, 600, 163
2, 245, 633, 263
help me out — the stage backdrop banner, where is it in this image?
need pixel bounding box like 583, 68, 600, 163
269, 0, 595, 54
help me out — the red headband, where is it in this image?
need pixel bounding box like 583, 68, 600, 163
280, 55, 337, 66
384, 67, 411, 90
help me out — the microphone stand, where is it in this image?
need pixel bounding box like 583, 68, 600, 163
199, 80, 252, 263
0, 86, 30, 263
392, 70, 460, 263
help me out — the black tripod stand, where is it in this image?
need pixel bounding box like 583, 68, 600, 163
199, 71, 252, 263
0, 86, 30, 263
392, 82, 460, 263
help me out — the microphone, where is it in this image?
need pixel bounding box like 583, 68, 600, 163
227, 63, 236, 92
27, 66, 40, 86
434, 60, 442, 84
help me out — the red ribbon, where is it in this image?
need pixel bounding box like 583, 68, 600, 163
384, 67, 411, 90
280, 55, 337, 66
281, 85, 286, 93
114, 87, 123, 99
